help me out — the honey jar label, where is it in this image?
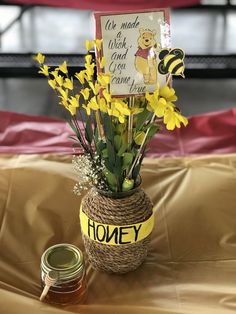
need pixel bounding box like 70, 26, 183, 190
80, 206, 154, 245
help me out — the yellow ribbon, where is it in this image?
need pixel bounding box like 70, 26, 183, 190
80, 205, 154, 246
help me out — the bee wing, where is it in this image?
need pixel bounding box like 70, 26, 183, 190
158, 61, 168, 75
171, 48, 185, 59
159, 49, 169, 60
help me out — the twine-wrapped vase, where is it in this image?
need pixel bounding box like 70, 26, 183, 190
80, 187, 153, 274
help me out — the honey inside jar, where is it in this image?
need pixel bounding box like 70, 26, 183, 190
41, 244, 87, 305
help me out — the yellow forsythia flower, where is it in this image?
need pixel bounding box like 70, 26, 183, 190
34, 53, 45, 64
154, 98, 168, 118
58, 61, 68, 74
130, 107, 144, 115
82, 104, 91, 115
55, 75, 64, 86
85, 63, 95, 77
51, 70, 59, 79
94, 39, 103, 51
146, 103, 153, 113
98, 97, 108, 113
60, 98, 77, 116
164, 108, 188, 130
145, 85, 160, 104
75, 71, 86, 84
108, 99, 130, 123
108, 107, 119, 118
145, 91, 152, 103
68, 106, 77, 116
103, 90, 111, 103
114, 100, 130, 116
81, 88, 90, 100
88, 82, 100, 95
68, 96, 79, 108
97, 73, 110, 86
98, 56, 106, 69
85, 54, 92, 65
85, 40, 94, 52
57, 87, 68, 100
159, 85, 178, 103
60, 98, 68, 109
64, 78, 73, 90
88, 96, 99, 110
118, 116, 125, 123
38, 65, 50, 76
48, 79, 57, 89
62, 96, 79, 116
145, 84, 175, 117
108, 104, 126, 123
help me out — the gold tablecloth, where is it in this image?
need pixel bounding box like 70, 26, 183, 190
1, 154, 236, 314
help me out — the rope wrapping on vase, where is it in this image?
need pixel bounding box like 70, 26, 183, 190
80, 188, 153, 273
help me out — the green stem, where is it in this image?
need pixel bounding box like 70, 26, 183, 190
127, 96, 134, 151
78, 108, 94, 155
95, 110, 105, 141
71, 116, 89, 152
166, 73, 172, 86
127, 113, 155, 179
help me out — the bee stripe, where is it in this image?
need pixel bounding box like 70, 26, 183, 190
164, 54, 178, 67
172, 63, 184, 75
169, 60, 182, 73
164, 55, 183, 74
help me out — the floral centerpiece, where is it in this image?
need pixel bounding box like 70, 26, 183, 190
34, 38, 188, 273
34, 42, 187, 194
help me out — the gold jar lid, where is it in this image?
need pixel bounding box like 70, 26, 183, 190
41, 244, 84, 282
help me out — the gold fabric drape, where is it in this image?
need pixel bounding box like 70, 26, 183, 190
1, 154, 236, 314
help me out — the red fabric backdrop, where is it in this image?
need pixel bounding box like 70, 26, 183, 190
6, 0, 200, 10
1, 108, 236, 156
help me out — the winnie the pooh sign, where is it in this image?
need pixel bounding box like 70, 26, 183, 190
95, 9, 170, 96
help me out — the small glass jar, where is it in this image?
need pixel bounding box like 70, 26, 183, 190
41, 243, 87, 305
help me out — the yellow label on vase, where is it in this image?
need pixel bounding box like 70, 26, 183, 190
80, 205, 154, 246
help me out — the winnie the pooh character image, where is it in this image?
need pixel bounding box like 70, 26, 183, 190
135, 28, 160, 85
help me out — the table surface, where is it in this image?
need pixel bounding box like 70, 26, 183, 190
1, 153, 236, 313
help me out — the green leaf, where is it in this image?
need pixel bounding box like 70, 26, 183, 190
96, 140, 106, 154
135, 124, 159, 146
136, 109, 151, 131
114, 135, 122, 152
107, 140, 116, 166
67, 119, 80, 139
146, 124, 159, 140
94, 127, 99, 142
114, 155, 122, 177
67, 119, 87, 152
103, 114, 113, 140
102, 148, 108, 158
117, 141, 128, 156
104, 170, 117, 192
134, 131, 145, 146
68, 136, 79, 142
117, 131, 128, 156
133, 163, 141, 181
122, 152, 134, 170
104, 159, 114, 173
115, 123, 126, 135
85, 118, 93, 144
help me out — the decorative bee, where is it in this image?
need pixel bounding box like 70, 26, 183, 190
158, 48, 185, 77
